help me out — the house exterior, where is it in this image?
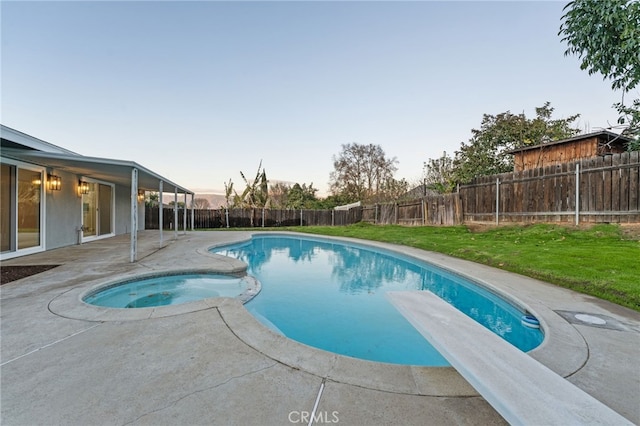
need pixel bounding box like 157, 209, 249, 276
507, 130, 633, 172
1, 125, 193, 261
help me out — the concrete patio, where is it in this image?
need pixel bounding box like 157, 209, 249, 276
1, 230, 638, 425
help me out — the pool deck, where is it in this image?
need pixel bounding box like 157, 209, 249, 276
1, 230, 639, 425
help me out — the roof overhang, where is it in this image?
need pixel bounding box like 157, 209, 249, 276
505, 130, 632, 155
1, 148, 193, 195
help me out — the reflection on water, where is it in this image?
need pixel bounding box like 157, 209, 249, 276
214, 235, 543, 365
125, 291, 175, 308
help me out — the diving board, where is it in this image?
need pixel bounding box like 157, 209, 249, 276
386, 291, 633, 426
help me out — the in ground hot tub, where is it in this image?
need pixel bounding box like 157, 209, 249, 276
83, 272, 258, 308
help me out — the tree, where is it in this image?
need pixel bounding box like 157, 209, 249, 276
268, 182, 290, 209
423, 151, 456, 194
286, 183, 318, 209
267, 182, 320, 209
223, 179, 234, 208
559, 0, 640, 147
192, 198, 211, 209
375, 177, 410, 203
329, 143, 400, 203
308, 193, 352, 210
452, 103, 580, 184
145, 192, 159, 208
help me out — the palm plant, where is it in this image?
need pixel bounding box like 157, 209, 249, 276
236, 161, 269, 209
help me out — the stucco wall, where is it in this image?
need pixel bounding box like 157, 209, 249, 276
114, 184, 145, 234
45, 170, 83, 249
45, 178, 146, 250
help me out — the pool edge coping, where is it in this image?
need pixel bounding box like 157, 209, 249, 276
47, 231, 589, 392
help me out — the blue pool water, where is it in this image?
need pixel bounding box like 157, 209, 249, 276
214, 235, 544, 366
84, 273, 250, 308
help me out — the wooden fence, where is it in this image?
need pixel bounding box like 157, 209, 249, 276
145, 207, 363, 230
361, 151, 639, 226
460, 150, 640, 224
361, 194, 463, 226
146, 151, 638, 229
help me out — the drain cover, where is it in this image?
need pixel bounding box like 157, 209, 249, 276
574, 314, 607, 325
555, 310, 630, 331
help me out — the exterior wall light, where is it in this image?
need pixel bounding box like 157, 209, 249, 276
78, 180, 90, 195
137, 190, 145, 202
48, 175, 62, 191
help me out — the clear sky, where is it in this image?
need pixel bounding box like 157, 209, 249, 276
1, 1, 623, 196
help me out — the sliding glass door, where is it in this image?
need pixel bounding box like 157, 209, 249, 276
0, 161, 44, 257
81, 181, 114, 240
1, 164, 14, 253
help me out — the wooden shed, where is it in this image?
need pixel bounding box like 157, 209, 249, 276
508, 130, 633, 172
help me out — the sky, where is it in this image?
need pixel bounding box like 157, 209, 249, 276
1, 1, 625, 196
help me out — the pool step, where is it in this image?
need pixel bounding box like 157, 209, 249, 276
386, 290, 633, 426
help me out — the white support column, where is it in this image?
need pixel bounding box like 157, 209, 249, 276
159, 181, 164, 247
190, 193, 195, 231
183, 192, 187, 235
130, 168, 138, 263
174, 188, 178, 240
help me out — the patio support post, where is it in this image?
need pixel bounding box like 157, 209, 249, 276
159, 181, 164, 247
190, 193, 194, 231
183, 192, 187, 235
174, 188, 178, 240
130, 168, 138, 262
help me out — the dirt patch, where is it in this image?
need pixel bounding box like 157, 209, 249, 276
464, 221, 640, 240
1, 265, 60, 285
620, 223, 640, 240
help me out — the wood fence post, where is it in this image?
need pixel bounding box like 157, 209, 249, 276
575, 163, 580, 225
496, 178, 500, 225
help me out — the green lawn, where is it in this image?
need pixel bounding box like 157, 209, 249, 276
278, 223, 640, 312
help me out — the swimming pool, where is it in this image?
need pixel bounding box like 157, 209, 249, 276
213, 234, 543, 366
